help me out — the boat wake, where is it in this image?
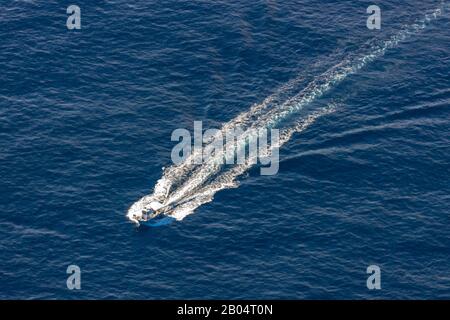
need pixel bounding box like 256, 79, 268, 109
128, 3, 447, 223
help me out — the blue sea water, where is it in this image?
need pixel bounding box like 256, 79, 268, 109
0, 0, 449, 299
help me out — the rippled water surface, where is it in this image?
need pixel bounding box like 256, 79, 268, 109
0, 0, 449, 299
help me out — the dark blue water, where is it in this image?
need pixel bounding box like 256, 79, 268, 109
1, 0, 449, 299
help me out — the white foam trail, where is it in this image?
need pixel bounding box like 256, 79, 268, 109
129, 3, 447, 221
167, 104, 338, 220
